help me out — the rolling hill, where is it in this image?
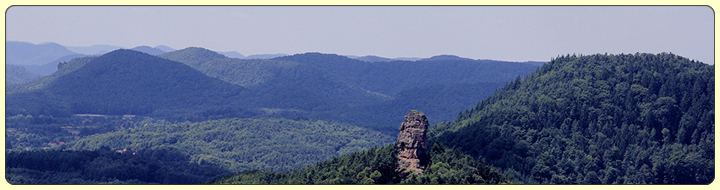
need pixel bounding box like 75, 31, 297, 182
209, 52, 714, 185
6, 41, 78, 66
5, 64, 42, 85
6, 49, 254, 118
432, 53, 714, 184
62, 117, 395, 172
159, 47, 389, 112
273, 52, 539, 96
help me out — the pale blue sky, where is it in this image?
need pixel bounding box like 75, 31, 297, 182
5, 6, 715, 64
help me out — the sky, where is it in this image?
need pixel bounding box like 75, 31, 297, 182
5, 6, 715, 64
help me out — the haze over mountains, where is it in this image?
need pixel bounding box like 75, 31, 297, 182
6, 42, 546, 184
5, 41, 298, 76
7, 40, 710, 185
6, 41, 543, 77
7, 44, 540, 127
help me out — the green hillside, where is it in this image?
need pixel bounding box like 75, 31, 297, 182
433, 53, 714, 184
209, 143, 509, 184
5, 49, 255, 119
6, 55, 97, 94
5, 64, 42, 85
63, 117, 395, 172
6, 148, 232, 184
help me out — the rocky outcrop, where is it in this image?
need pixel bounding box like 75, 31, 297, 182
396, 110, 429, 176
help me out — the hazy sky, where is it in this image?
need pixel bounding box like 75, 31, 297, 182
5, 6, 715, 64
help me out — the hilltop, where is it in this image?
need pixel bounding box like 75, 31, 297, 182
433, 53, 714, 184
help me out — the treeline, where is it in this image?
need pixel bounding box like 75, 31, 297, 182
435, 53, 713, 184
209, 143, 509, 184
5, 147, 232, 184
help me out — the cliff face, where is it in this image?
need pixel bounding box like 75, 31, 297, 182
396, 110, 429, 176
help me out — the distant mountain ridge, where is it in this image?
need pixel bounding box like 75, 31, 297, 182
5, 64, 41, 85
6, 44, 542, 127
6, 41, 78, 67
159, 47, 390, 112
273, 52, 539, 96
130, 46, 166, 55
64, 44, 124, 55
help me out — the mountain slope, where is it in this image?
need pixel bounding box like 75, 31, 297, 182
130, 46, 166, 55
218, 51, 245, 59
23, 53, 88, 75
433, 53, 714, 184
5, 64, 42, 85
273, 52, 539, 96
314, 82, 507, 127
6, 56, 97, 94
160, 47, 390, 111
64, 117, 395, 172
6, 49, 252, 118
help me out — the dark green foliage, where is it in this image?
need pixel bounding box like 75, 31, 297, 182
63, 117, 394, 172
400, 143, 509, 184
209, 143, 509, 184
5, 147, 232, 184
435, 53, 714, 184
208, 145, 399, 184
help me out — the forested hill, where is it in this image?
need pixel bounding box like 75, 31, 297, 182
5, 64, 41, 85
273, 52, 540, 96
5, 49, 253, 118
62, 117, 394, 172
432, 53, 714, 184
159, 47, 390, 111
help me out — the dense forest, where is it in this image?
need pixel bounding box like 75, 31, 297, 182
209, 143, 509, 184
6, 117, 394, 184
433, 53, 714, 184
61, 117, 394, 172
6, 147, 231, 184
5, 64, 41, 85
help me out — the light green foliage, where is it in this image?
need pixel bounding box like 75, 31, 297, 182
64, 117, 394, 172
